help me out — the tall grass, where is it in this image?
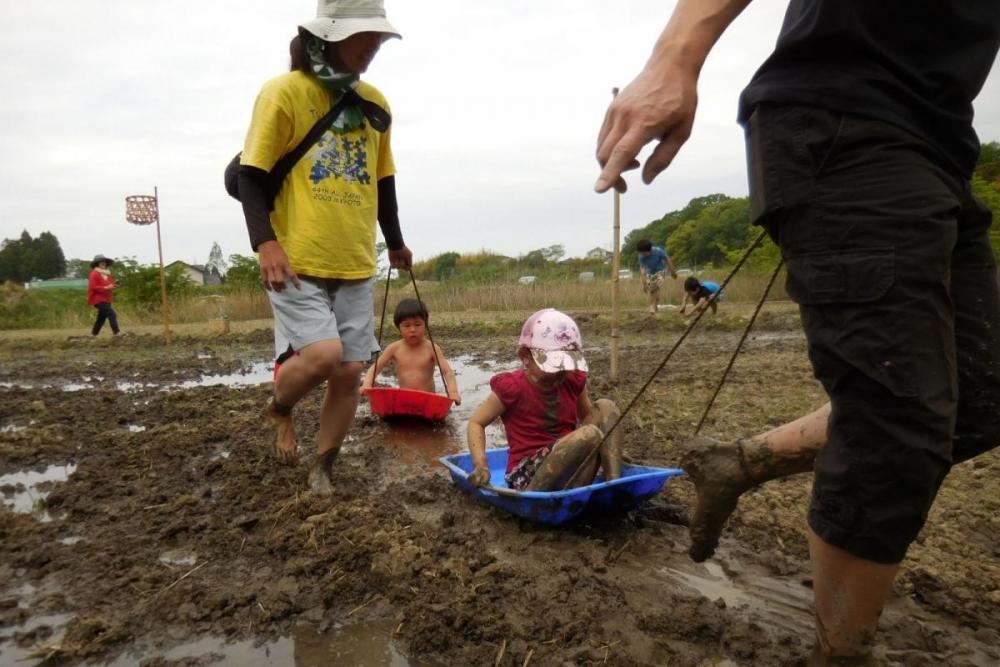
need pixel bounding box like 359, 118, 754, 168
378, 270, 789, 315
1, 271, 789, 331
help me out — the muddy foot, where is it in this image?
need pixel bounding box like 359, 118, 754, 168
307, 465, 333, 496
679, 436, 754, 562
263, 399, 297, 464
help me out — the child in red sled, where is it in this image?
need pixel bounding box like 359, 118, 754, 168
466, 308, 622, 491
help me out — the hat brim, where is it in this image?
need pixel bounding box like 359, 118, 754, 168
529, 348, 588, 374
299, 17, 401, 43
90, 257, 114, 267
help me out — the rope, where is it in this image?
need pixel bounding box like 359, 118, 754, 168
377, 264, 392, 346
372, 264, 450, 398
407, 267, 449, 396
693, 257, 784, 435
557, 228, 770, 489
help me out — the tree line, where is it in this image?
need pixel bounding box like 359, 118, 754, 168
4, 143, 998, 290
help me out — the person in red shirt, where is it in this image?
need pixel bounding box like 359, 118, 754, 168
466, 309, 622, 491
87, 254, 120, 337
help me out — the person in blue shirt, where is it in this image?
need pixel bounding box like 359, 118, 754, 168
636, 238, 677, 314
680, 276, 721, 317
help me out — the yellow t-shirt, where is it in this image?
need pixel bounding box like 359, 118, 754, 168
241, 72, 395, 279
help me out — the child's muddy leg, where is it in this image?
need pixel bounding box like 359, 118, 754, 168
525, 424, 603, 491
584, 398, 623, 480
263, 398, 297, 464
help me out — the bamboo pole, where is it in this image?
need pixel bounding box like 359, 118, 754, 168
610, 87, 621, 384
153, 186, 171, 350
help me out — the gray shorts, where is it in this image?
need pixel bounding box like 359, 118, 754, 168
268, 277, 379, 363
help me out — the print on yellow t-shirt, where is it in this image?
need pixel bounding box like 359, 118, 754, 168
241, 72, 395, 279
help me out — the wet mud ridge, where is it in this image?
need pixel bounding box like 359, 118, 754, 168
1, 322, 998, 666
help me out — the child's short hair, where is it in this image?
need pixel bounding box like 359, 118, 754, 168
393, 298, 429, 327
684, 276, 701, 292
636, 239, 652, 252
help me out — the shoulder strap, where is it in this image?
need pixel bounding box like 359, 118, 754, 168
266, 91, 354, 201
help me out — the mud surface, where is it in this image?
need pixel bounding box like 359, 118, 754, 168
1, 313, 998, 666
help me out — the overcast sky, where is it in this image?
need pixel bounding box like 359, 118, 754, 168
2, 1, 999, 268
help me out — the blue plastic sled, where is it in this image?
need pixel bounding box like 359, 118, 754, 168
439, 447, 684, 525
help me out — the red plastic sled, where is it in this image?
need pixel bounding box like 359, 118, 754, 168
364, 387, 454, 421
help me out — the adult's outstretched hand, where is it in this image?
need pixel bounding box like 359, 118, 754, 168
594, 63, 699, 194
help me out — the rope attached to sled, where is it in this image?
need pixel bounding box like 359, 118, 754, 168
693, 257, 784, 435
559, 228, 776, 489
375, 265, 450, 397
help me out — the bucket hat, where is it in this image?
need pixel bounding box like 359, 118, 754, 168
90, 254, 114, 268
299, 0, 401, 43
518, 308, 588, 374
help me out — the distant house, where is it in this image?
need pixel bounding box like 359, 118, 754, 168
166, 261, 222, 286
585, 247, 613, 262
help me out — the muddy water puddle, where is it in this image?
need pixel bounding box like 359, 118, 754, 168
86, 620, 425, 667
656, 559, 814, 635
0, 463, 76, 520
364, 355, 518, 467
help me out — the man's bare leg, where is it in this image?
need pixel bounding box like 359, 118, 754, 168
267, 340, 343, 464
308, 361, 363, 494
808, 529, 900, 664
680, 402, 831, 561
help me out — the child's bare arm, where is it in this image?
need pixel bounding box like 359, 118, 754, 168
467, 393, 505, 487
362, 343, 398, 389
435, 345, 461, 404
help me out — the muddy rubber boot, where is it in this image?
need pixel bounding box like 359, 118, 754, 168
263, 398, 297, 464
308, 448, 339, 496
679, 436, 754, 562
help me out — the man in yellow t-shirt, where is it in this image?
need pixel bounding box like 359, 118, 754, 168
237, 0, 412, 493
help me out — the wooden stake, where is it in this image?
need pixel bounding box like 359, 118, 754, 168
610, 87, 622, 384
153, 186, 172, 350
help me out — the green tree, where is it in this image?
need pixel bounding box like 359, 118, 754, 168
973, 141, 1000, 260
977, 140, 1000, 184
34, 232, 66, 279
434, 251, 460, 281
539, 244, 565, 262
971, 175, 1000, 260
66, 258, 91, 279
622, 194, 731, 268
225, 254, 261, 288
0, 230, 66, 282
111, 258, 195, 308
667, 198, 753, 266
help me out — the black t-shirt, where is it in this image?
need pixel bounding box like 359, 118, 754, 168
738, 1, 1000, 177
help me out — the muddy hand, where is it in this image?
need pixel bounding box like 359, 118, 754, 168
468, 465, 491, 488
